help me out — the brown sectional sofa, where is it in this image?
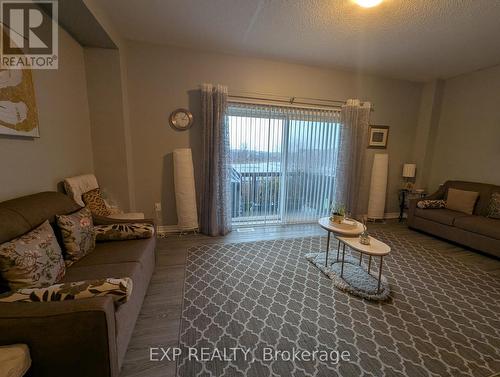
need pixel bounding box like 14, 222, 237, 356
0, 192, 156, 377
407, 180, 500, 258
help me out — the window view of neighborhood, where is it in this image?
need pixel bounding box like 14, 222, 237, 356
228, 110, 340, 225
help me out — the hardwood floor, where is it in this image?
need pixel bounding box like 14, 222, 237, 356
119, 220, 500, 377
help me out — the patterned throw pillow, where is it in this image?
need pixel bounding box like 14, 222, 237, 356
82, 188, 111, 217
94, 223, 155, 242
0, 277, 132, 305
487, 192, 500, 219
56, 208, 96, 266
417, 199, 446, 209
0, 221, 66, 291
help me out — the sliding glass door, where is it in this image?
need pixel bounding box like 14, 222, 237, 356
227, 103, 340, 226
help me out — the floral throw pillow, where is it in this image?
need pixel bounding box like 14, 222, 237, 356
0, 220, 66, 291
417, 199, 446, 209
56, 207, 96, 266
94, 223, 155, 242
487, 192, 500, 219
0, 277, 132, 305
82, 188, 111, 217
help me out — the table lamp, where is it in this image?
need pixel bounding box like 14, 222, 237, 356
402, 163, 416, 190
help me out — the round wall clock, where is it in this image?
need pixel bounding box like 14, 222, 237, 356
169, 108, 193, 131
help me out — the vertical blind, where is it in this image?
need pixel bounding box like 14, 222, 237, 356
227, 102, 341, 226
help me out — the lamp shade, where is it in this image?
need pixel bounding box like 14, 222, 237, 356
402, 163, 416, 178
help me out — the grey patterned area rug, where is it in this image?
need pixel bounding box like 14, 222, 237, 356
177, 231, 500, 377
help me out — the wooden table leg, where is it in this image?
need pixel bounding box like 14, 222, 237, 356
377, 256, 383, 293
340, 243, 346, 278
325, 231, 331, 267
336, 239, 340, 261
359, 253, 362, 265
368, 255, 372, 274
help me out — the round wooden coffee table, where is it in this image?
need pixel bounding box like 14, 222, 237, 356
337, 236, 391, 293
318, 217, 364, 268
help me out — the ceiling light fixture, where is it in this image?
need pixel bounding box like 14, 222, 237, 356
354, 0, 383, 8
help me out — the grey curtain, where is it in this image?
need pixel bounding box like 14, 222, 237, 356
199, 83, 232, 236
334, 99, 371, 217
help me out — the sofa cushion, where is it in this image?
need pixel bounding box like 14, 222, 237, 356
0, 220, 66, 291
454, 216, 500, 240
0, 192, 81, 244
70, 237, 156, 270
62, 262, 141, 283
445, 188, 479, 215
63, 250, 155, 368
414, 208, 469, 226
56, 208, 96, 266
82, 188, 111, 217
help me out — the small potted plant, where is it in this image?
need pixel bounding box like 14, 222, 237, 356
330, 203, 345, 224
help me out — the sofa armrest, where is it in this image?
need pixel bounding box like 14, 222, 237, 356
407, 185, 446, 228
425, 184, 447, 200
407, 198, 419, 227
0, 297, 118, 377
93, 214, 155, 226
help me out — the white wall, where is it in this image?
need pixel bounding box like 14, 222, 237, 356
124, 41, 423, 223
427, 64, 500, 191
84, 48, 131, 210
412, 80, 444, 189
0, 27, 94, 201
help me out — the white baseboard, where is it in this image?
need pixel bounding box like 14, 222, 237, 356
363, 212, 400, 220
157, 225, 199, 235
384, 212, 401, 219
157, 225, 179, 234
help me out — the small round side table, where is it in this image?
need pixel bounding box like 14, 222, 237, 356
317, 217, 364, 267
336, 236, 391, 294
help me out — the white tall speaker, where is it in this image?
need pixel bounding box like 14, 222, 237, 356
367, 153, 389, 220
173, 148, 199, 230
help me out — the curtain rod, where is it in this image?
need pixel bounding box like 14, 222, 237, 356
227, 91, 374, 111
228, 95, 342, 111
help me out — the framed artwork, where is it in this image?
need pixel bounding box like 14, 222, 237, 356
368, 125, 389, 149
0, 68, 39, 137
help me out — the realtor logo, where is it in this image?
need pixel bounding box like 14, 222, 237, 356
1, 0, 58, 69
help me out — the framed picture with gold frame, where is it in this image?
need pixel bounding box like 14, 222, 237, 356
0, 68, 39, 138
368, 125, 389, 149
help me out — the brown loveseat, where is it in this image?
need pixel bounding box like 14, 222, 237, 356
407, 180, 500, 258
0, 192, 156, 377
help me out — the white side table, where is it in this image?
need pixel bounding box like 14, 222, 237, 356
337, 236, 391, 293
318, 217, 364, 267
0, 344, 31, 377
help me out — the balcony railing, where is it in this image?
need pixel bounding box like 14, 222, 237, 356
231, 167, 334, 225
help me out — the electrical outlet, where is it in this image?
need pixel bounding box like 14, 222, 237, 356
154, 202, 162, 211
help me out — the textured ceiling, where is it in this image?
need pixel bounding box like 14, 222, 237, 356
97, 0, 500, 81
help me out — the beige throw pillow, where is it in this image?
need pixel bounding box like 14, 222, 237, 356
445, 188, 479, 215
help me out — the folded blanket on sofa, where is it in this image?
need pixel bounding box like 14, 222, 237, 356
417, 199, 446, 209
0, 277, 132, 305
94, 223, 155, 242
